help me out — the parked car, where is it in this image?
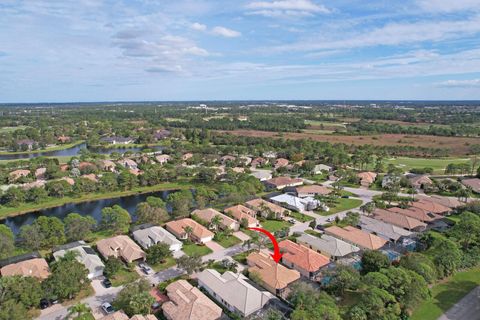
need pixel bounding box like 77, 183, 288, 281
102, 278, 112, 288
288, 218, 296, 224
39, 298, 50, 310
101, 302, 114, 314
315, 225, 325, 231
139, 262, 153, 275
341, 195, 349, 198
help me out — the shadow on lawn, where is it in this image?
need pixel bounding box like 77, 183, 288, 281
432, 280, 478, 313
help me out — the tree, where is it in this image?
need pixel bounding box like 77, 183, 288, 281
19, 216, 65, 249
45, 180, 72, 198
43, 251, 90, 300
135, 202, 169, 225
99, 172, 118, 192
0, 276, 44, 309
361, 250, 390, 274
210, 214, 222, 231
118, 171, 138, 190
112, 279, 154, 317
146, 242, 172, 265
167, 190, 193, 217
100, 205, 131, 234
327, 265, 361, 297
0, 300, 29, 320
399, 253, 437, 283
64, 213, 96, 242
176, 254, 203, 275
2, 187, 25, 206
103, 257, 123, 278
449, 211, 480, 250
0, 225, 15, 259
347, 287, 401, 320
18, 223, 44, 250
25, 187, 48, 204
196, 167, 217, 184
289, 282, 341, 320
66, 303, 91, 320
428, 238, 462, 278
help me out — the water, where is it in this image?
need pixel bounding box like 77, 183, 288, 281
0, 143, 164, 160
2, 189, 176, 235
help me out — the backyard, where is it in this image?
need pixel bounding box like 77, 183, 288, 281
182, 243, 213, 257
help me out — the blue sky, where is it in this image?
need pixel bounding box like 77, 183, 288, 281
1, 0, 480, 102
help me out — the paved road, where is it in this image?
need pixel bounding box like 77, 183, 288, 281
438, 286, 480, 320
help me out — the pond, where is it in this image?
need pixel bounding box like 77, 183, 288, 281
2, 189, 176, 235
0, 143, 164, 160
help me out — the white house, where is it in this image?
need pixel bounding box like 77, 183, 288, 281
270, 194, 328, 212
132, 226, 183, 252
53, 241, 104, 279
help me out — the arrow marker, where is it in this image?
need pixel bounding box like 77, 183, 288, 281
247, 227, 283, 263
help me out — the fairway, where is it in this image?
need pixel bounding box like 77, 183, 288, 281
411, 267, 480, 320
385, 157, 471, 174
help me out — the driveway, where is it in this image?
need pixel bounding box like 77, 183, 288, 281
233, 230, 251, 241
438, 286, 480, 320
205, 240, 225, 251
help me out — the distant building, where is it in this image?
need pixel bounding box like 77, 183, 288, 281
191, 208, 240, 231
264, 176, 303, 190
155, 154, 171, 165
358, 216, 413, 243
100, 136, 134, 145
249, 169, 272, 181
295, 185, 332, 198
274, 158, 289, 169
408, 174, 433, 189
325, 226, 387, 250
372, 208, 427, 231
117, 159, 138, 170
270, 194, 326, 212
312, 164, 332, 174
245, 198, 290, 219
357, 172, 377, 187
461, 178, 480, 193
16, 139, 36, 150
297, 233, 360, 260
153, 129, 171, 140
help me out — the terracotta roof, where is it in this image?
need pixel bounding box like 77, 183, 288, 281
408, 175, 433, 187
35, 167, 46, 178
274, 158, 289, 168
246, 251, 300, 290
265, 176, 303, 187
81, 174, 98, 182
9, 169, 30, 179
324, 226, 387, 250
78, 162, 95, 170
246, 198, 289, 215
155, 155, 171, 162
98, 311, 129, 320
96, 235, 146, 263
278, 240, 330, 272
416, 195, 463, 209
99, 160, 116, 169
60, 177, 75, 185
388, 207, 442, 223
411, 200, 451, 214
295, 185, 332, 195
461, 178, 480, 193
165, 218, 214, 240
162, 279, 222, 320
357, 172, 377, 184
224, 205, 258, 226
191, 208, 238, 229
0, 258, 50, 280
373, 208, 427, 230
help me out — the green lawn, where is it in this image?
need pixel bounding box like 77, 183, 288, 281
232, 249, 255, 264
260, 219, 291, 233
385, 157, 470, 174
182, 243, 212, 257
0, 140, 85, 155
305, 229, 323, 238
110, 268, 140, 287
326, 198, 363, 214
0, 126, 29, 133
214, 235, 242, 248
411, 267, 480, 320
289, 211, 313, 222
151, 257, 176, 272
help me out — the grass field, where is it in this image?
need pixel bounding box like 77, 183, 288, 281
0, 140, 85, 155
289, 211, 313, 222
411, 267, 480, 320
326, 198, 363, 214
214, 234, 242, 248
261, 219, 291, 233
385, 157, 471, 174
182, 243, 212, 257
151, 257, 176, 272
110, 268, 140, 287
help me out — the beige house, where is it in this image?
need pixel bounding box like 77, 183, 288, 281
96, 235, 146, 263
162, 279, 222, 320
246, 251, 300, 298
155, 154, 171, 165
325, 226, 387, 250
372, 208, 427, 231
191, 208, 239, 231
0, 257, 50, 280
357, 172, 377, 187
224, 205, 259, 228
264, 176, 303, 190
246, 198, 290, 219
408, 175, 433, 189
278, 240, 330, 278
9, 169, 30, 182
99, 311, 157, 320
295, 185, 332, 198
165, 218, 214, 244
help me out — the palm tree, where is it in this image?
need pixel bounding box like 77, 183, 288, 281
66, 303, 91, 320
210, 215, 222, 231
360, 202, 375, 216
183, 226, 193, 240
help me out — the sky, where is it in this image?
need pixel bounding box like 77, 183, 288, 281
1, 0, 480, 102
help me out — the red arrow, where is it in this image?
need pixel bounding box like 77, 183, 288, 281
247, 227, 283, 263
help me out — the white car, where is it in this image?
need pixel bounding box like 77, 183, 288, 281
139, 262, 153, 275
101, 302, 114, 314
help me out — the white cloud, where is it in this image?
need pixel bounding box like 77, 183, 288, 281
437, 79, 480, 87
191, 22, 207, 31
246, 0, 330, 17
417, 0, 480, 13
211, 26, 241, 37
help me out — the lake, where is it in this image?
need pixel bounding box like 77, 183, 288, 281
2, 189, 176, 235
0, 143, 164, 160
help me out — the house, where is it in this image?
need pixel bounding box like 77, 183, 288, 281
388, 207, 442, 223
262, 151, 277, 158
132, 225, 182, 252
296, 233, 360, 260
191, 208, 239, 231
274, 158, 289, 169
264, 176, 303, 190
251, 157, 268, 168
278, 240, 330, 278
165, 218, 214, 244
9, 169, 30, 181
155, 154, 171, 165
154, 129, 171, 140
220, 155, 236, 165
312, 164, 332, 174
246, 198, 290, 219
78, 161, 96, 171
81, 173, 98, 182
16, 139, 36, 150
416, 195, 463, 209
295, 185, 332, 198
99, 160, 116, 172
96, 235, 146, 263
35, 167, 46, 179
118, 159, 138, 170
53, 241, 104, 279
99, 311, 157, 320
246, 251, 300, 298
162, 279, 222, 320
249, 169, 272, 181
461, 178, 480, 193
372, 208, 427, 231
21, 180, 46, 190
408, 174, 433, 189
100, 136, 134, 145
60, 176, 75, 185
182, 153, 193, 161
239, 156, 252, 166
57, 135, 71, 143
224, 204, 259, 228
358, 216, 413, 243
270, 194, 326, 212
381, 175, 402, 188
411, 200, 451, 215
0, 253, 50, 280
197, 269, 272, 317
357, 171, 377, 187
324, 226, 388, 250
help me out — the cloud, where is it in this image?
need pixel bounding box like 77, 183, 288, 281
246, 0, 330, 17
211, 26, 241, 37
191, 22, 207, 31
417, 0, 480, 13
437, 79, 480, 87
